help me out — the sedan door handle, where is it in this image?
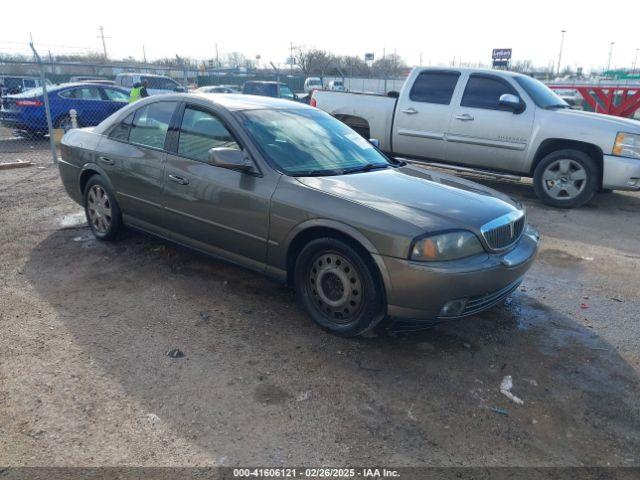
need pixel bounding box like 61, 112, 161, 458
168, 174, 189, 185
455, 113, 475, 121
401, 107, 419, 115
99, 156, 115, 165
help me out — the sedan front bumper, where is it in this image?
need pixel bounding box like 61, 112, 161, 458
380, 226, 539, 320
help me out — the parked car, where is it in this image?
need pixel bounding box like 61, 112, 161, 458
57, 94, 539, 337
327, 80, 345, 91
0, 75, 52, 96
114, 73, 186, 95
311, 67, 640, 208
0, 83, 130, 134
196, 85, 240, 94
242, 81, 297, 101
69, 76, 115, 85
304, 77, 323, 93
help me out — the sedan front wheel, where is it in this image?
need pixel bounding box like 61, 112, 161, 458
294, 237, 385, 337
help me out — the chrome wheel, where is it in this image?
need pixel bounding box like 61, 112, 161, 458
542, 159, 587, 200
86, 184, 113, 234
308, 252, 363, 324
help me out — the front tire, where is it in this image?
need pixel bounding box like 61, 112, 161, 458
533, 149, 598, 208
84, 175, 122, 241
294, 237, 385, 337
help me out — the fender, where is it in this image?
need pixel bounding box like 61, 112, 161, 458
279, 218, 393, 299
79, 162, 115, 197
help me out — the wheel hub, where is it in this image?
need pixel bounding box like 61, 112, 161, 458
542, 159, 587, 200
308, 252, 363, 324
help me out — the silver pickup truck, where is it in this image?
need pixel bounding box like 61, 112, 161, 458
311, 67, 640, 208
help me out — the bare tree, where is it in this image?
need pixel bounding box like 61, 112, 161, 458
372, 53, 407, 78
295, 48, 335, 76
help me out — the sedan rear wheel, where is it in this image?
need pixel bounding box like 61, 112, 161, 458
84, 175, 122, 240
294, 237, 385, 337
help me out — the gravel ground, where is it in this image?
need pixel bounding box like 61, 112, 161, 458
0, 142, 639, 468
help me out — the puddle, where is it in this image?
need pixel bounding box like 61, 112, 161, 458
59, 212, 87, 228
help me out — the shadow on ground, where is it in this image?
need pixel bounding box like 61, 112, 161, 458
24, 226, 640, 466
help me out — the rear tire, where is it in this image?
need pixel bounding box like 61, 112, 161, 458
294, 237, 385, 337
533, 149, 598, 208
83, 175, 122, 241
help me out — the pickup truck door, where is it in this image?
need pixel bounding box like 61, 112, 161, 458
391, 70, 460, 160
446, 73, 534, 173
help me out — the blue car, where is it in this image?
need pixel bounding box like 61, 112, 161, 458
0, 82, 130, 134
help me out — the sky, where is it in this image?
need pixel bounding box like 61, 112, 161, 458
1, 0, 639, 73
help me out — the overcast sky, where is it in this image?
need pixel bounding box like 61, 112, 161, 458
1, 0, 639, 72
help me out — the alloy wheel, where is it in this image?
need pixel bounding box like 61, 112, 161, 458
86, 185, 113, 234
542, 159, 587, 200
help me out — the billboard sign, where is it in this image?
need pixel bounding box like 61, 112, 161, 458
492, 48, 512, 67
364, 53, 375, 62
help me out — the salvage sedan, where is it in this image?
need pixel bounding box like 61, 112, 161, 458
58, 94, 539, 336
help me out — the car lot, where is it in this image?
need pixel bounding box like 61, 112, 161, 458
0, 139, 639, 467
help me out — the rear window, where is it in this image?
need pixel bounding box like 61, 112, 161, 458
142, 76, 179, 90
409, 71, 460, 105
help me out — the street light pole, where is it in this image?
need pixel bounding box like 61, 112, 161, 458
633, 48, 639, 76
606, 42, 615, 73
557, 29, 566, 75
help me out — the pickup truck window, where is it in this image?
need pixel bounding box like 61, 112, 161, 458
461, 75, 518, 110
409, 71, 460, 105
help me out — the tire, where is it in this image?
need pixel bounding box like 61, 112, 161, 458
533, 149, 598, 208
83, 175, 122, 241
294, 237, 385, 337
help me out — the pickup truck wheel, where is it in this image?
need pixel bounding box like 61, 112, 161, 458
533, 149, 598, 208
294, 238, 385, 337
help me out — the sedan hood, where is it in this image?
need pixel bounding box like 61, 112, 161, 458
296, 165, 522, 231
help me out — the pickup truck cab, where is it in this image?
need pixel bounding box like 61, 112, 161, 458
311, 67, 640, 207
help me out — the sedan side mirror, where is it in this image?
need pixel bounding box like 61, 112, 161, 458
208, 147, 254, 172
499, 93, 524, 113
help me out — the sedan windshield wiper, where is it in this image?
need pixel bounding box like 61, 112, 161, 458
342, 163, 389, 174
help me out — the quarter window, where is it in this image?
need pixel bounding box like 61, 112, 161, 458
461, 75, 519, 110
108, 112, 134, 142
128, 102, 177, 150
409, 71, 460, 105
178, 107, 240, 161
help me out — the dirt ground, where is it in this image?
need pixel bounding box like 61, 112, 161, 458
1, 142, 639, 467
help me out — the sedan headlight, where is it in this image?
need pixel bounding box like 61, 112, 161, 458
410, 231, 484, 262
613, 132, 640, 159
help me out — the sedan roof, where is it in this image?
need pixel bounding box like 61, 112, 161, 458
192, 93, 310, 111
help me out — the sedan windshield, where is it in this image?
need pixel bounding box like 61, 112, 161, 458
239, 108, 391, 176
515, 75, 569, 109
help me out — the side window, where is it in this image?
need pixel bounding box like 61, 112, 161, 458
409, 72, 460, 105
59, 89, 76, 99
74, 87, 102, 100
103, 88, 129, 102
178, 106, 240, 161
108, 112, 134, 142
120, 76, 133, 88
128, 102, 177, 150
23, 79, 36, 89
461, 75, 518, 110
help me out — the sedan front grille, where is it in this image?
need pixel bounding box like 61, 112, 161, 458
481, 211, 525, 251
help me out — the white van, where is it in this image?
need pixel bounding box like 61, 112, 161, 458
303, 77, 323, 93
114, 73, 186, 95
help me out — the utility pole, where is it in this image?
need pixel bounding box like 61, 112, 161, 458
557, 29, 566, 75
419, 52, 423, 66
142, 44, 147, 63
606, 41, 615, 73
97, 26, 109, 60
633, 48, 639, 76
289, 41, 294, 75
215, 43, 220, 68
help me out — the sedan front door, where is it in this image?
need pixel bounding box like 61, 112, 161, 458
162, 103, 278, 267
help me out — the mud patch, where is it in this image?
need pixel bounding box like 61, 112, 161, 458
538, 249, 585, 268
254, 383, 292, 405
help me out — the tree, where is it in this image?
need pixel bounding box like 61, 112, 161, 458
295, 48, 335, 76
371, 53, 407, 78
